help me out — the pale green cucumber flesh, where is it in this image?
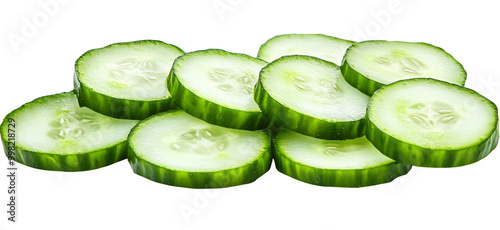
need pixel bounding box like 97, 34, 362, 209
128, 110, 272, 188
274, 129, 411, 187
255, 55, 369, 139
366, 78, 499, 167
258, 34, 354, 65
0, 92, 138, 171
167, 49, 269, 130
341, 40, 466, 95
75, 40, 184, 119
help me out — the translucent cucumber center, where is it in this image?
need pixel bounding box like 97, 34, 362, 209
168, 127, 229, 158
290, 72, 343, 103
46, 108, 103, 142
208, 68, 256, 95
374, 49, 427, 76
322, 142, 348, 157
106, 57, 164, 90
405, 101, 459, 131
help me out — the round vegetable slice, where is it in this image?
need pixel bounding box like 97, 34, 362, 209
167, 49, 269, 130
255, 55, 369, 140
274, 129, 411, 187
366, 78, 499, 167
128, 110, 272, 188
0, 92, 138, 171
340, 40, 467, 95
257, 33, 354, 65
75, 40, 184, 119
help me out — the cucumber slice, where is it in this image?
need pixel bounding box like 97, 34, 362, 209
75, 40, 184, 119
0, 92, 138, 171
254, 55, 370, 140
167, 49, 269, 130
274, 129, 411, 187
257, 34, 355, 65
366, 78, 499, 167
341, 40, 467, 95
128, 110, 272, 188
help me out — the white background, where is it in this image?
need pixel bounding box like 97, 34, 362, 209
1, 0, 499, 229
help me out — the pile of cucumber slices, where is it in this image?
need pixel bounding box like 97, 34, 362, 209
1, 34, 498, 188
